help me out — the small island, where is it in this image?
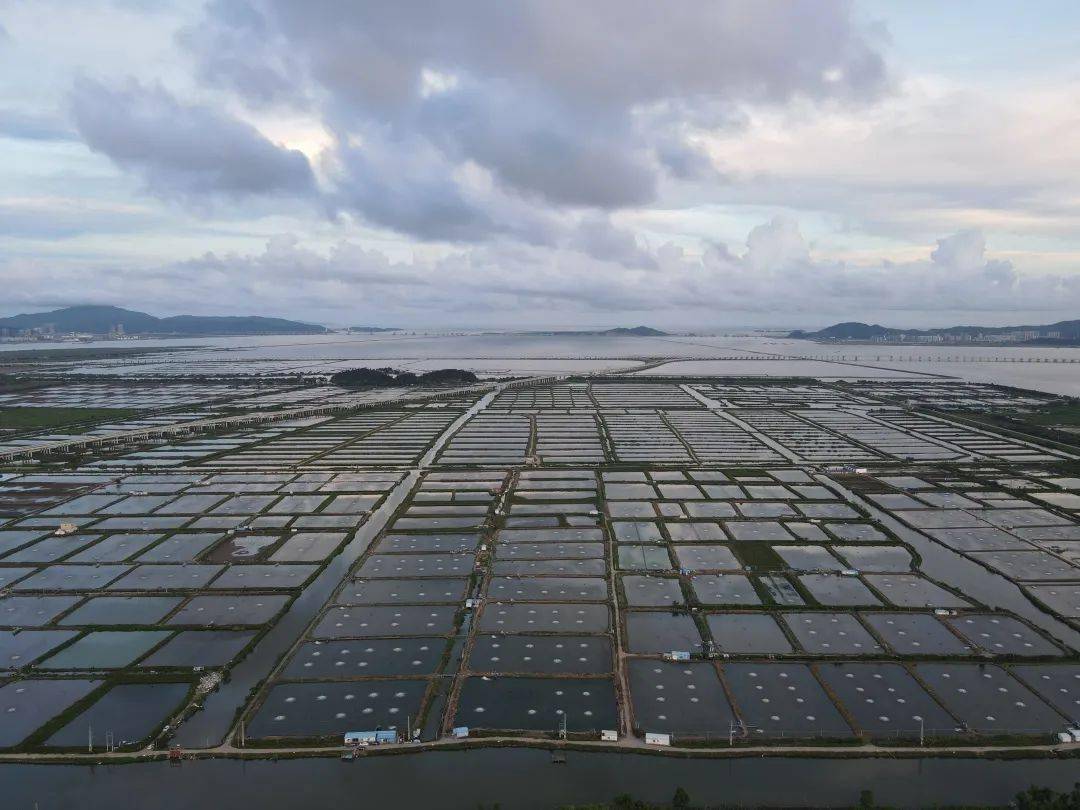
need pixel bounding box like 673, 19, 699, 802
329, 367, 479, 389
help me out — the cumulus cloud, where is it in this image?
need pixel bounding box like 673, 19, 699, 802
745, 216, 812, 271
6, 219, 1079, 329
69, 77, 316, 200
931, 229, 991, 271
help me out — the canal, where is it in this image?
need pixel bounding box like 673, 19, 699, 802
2, 749, 1078, 808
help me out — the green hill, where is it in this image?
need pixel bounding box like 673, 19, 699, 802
789, 319, 1080, 342
0, 305, 326, 336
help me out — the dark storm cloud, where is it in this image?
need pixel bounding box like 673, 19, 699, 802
69, 77, 316, 200
176, 0, 888, 242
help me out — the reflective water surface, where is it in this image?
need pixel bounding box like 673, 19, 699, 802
2, 750, 1079, 809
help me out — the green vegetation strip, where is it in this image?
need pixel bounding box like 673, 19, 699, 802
927, 408, 1080, 454
0, 407, 142, 431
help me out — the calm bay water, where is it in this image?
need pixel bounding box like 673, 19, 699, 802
5, 332, 1079, 395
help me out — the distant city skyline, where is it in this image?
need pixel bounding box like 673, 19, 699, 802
2, 1, 1080, 328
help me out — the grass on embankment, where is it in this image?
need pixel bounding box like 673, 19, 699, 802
1024, 402, 1080, 426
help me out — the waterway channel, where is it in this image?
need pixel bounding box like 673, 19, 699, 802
2, 749, 1078, 808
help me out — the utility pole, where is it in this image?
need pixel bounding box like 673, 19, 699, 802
919, 716, 924, 748
88, 725, 93, 753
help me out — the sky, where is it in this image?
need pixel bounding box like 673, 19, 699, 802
2, 1, 1080, 331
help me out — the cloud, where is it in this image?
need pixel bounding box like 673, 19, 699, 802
12, 0, 1080, 331
693, 78, 1080, 242
68, 77, 316, 200
7, 220, 1080, 329
0, 197, 159, 238
0, 108, 76, 141
175, 0, 889, 240
569, 216, 657, 270
177, 0, 307, 109
931, 229, 990, 271
414, 81, 658, 208
194, 0, 887, 112
327, 135, 558, 244
655, 136, 724, 182
745, 216, 811, 271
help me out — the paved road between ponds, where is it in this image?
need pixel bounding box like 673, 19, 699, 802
172, 375, 553, 749
171, 471, 420, 748
2, 734, 1078, 764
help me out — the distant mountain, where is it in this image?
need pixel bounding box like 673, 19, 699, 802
0, 305, 326, 336
789, 319, 1080, 342
0, 305, 160, 334
347, 326, 401, 333
788, 322, 898, 340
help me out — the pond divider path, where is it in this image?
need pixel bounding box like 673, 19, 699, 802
174, 383, 515, 748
